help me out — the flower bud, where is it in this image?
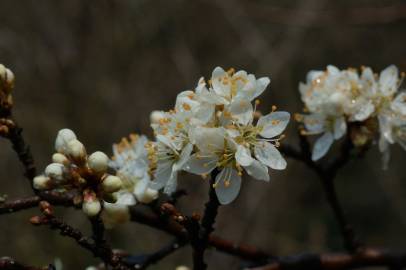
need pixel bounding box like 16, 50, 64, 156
150, 110, 166, 124
66, 139, 86, 160
0, 64, 6, 79
83, 190, 101, 217
4, 68, 14, 87
176, 266, 190, 270
135, 187, 158, 204
33, 175, 51, 190
102, 175, 122, 193
52, 153, 69, 165
88, 151, 109, 173
45, 163, 65, 181
55, 129, 77, 153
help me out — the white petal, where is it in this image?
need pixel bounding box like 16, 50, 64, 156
235, 145, 254, 166
254, 142, 287, 170
194, 127, 225, 153
258, 111, 290, 138
391, 92, 406, 115
352, 101, 375, 121
116, 192, 137, 206
244, 159, 269, 181
379, 65, 398, 96
229, 99, 253, 126
151, 161, 173, 190
184, 154, 218, 175
312, 132, 334, 161
163, 171, 178, 194
253, 77, 270, 99
173, 143, 193, 171
214, 167, 242, 205
333, 116, 347, 140
193, 103, 215, 123
303, 114, 325, 134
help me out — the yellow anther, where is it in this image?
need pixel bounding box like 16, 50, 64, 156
255, 99, 261, 106
182, 103, 191, 111
224, 180, 230, 187
227, 68, 235, 75
271, 105, 277, 112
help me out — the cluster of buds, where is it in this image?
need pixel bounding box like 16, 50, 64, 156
33, 129, 123, 217
0, 64, 14, 112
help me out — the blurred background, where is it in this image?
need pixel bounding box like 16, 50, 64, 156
0, 0, 405, 269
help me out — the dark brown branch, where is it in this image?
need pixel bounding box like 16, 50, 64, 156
0, 257, 49, 270
280, 135, 360, 253
1, 192, 270, 263
0, 118, 36, 189
0, 196, 40, 215
248, 248, 406, 270
132, 203, 271, 262
33, 201, 130, 270
124, 238, 187, 270
192, 170, 221, 270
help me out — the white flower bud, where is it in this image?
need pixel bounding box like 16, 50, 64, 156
33, 175, 51, 190
45, 163, 65, 181
82, 198, 101, 217
66, 139, 86, 160
55, 129, 77, 153
88, 151, 109, 173
150, 110, 166, 124
176, 266, 190, 270
5, 68, 14, 85
102, 175, 122, 193
83, 191, 101, 217
85, 267, 98, 270
0, 64, 6, 79
52, 153, 69, 165
135, 187, 158, 204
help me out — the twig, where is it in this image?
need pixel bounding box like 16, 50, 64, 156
192, 170, 221, 270
124, 238, 186, 270
0, 118, 36, 188
32, 201, 129, 270
280, 135, 360, 253
247, 248, 406, 270
0, 257, 49, 270
0, 196, 40, 215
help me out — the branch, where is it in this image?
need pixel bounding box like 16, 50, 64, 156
192, 170, 221, 270
134, 203, 271, 262
280, 135, 360, 253
0, 118, 36, 188
32, 201, 130, 270
0, 196, 40, 215
0, 257, 50, 270
247, 248, 406, 270
124, 238, 186, 270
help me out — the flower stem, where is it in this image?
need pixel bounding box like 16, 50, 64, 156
193, 169, 221, 270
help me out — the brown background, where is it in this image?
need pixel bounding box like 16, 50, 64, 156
0, 1, 405, 269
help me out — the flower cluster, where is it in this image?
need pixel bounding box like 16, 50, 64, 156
34, 129, 124, 217
105, 134, 158, 228
145, 67, 290, 204
298, 65, 405, 166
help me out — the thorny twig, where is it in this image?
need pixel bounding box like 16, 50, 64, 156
31, 201, 130, 270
